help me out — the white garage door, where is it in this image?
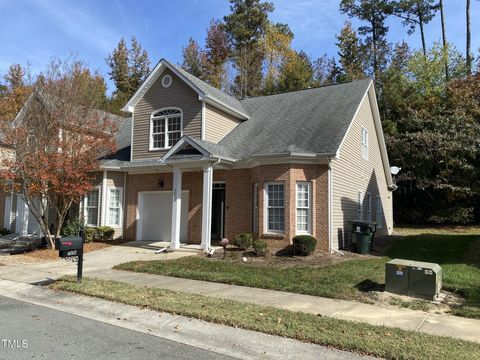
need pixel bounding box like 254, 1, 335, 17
137, 191, 189, 242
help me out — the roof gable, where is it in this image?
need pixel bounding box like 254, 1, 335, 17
123, 59, 248, 120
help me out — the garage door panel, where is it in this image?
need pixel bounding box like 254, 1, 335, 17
138, 191, 188, 242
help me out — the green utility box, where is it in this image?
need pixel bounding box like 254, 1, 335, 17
385, 259, 442, 300
351, 220, 376, 254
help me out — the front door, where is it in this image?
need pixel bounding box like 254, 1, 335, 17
211, 183, 225, 241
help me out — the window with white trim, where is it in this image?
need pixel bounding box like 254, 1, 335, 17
107, 188, 122, 227
265, 183, 285, 233
357, 191, 364, 220
376, 196, 383, 228
150, 108, 182, 150
296, 182, 311, 233
361, 127, 369, 160
366, 193, 372, 222
84, 189, 99, 226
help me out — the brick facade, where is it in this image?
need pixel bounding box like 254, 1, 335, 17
124, 163, 330, 252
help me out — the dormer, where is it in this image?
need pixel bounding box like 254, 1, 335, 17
123, 59, 248, 161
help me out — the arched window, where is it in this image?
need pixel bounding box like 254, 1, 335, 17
149, 108, 183, 150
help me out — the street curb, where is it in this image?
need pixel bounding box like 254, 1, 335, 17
0, 279, 374, 360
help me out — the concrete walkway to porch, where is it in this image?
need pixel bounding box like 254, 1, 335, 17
91, 268, 480, 344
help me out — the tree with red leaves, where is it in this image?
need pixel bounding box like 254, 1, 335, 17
0, 58, 117, 248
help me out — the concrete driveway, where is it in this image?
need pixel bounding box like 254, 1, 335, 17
0, 241, 200, 284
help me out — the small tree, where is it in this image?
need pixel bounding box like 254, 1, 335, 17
0, 58, 117, 248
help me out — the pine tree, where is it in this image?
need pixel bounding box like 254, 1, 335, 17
340, 0, 393, 79
182, 38, 206, 80
224, 0, 274, 98
204, 20, 230, 89
106, 38, 130, 95
391, 0, 438, 56
277, 51, 313, 93
336, 21, 366, 81
261, 22, 294, 94
129, 37, 151, 93
105, 37, 151, 101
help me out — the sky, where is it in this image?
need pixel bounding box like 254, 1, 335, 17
1, 0, 479, 93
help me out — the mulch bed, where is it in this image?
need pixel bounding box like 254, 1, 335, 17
7, 240, 129, 262
208, 245, 373, 268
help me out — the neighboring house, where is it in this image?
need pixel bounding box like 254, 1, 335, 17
0, 58, 394, 252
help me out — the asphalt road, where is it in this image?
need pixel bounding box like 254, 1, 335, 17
0, 296, 234, 360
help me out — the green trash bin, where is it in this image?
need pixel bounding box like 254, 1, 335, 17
351, 220, 375, 254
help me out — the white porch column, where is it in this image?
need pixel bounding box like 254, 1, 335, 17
20, 196, 29, 236
170, 167, 182, 249
201, 165, 213, 250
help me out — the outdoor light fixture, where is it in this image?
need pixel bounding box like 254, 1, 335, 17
158, 179, 165, 188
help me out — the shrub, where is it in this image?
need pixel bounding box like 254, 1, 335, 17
62, 217, 83, 237
253, 240, 268, 256
96, 226, 115, 241
84, 227, 97, 243
0, 228, 11, 236
234, 232, 254, 250
292, 235, 317, 256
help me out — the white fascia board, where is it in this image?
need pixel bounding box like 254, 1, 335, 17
204, 97, 249, 121
162, 136, 210, 161
367, 85, 394, 188
335, 81, 371, 159
122, 59, 206, 113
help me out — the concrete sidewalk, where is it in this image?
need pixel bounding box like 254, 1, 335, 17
0, 279, 374, 360
90, 268, 480, 344
0, 240, 199, 283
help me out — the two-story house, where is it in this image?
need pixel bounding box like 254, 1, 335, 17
1, 58, 394, 252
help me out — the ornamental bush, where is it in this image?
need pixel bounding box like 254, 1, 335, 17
96, 226, 115, 241
253, 240, 268, 256
292, 235, 317, 256
234, 232, 254, 250
84, 227, 97, 243
62, 217, 83, 237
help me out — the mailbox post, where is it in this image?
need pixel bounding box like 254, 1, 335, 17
55, 235, 84, 283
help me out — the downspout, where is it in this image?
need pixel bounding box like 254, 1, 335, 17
122, 171, 127, 239
327, 159, 333, 254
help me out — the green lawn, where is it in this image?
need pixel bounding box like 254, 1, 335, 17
115, 230, 480, 318
51, 277, 480, 360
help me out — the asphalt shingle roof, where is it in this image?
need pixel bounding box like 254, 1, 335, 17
218, 79, 372, 160
170, 62, 247, 118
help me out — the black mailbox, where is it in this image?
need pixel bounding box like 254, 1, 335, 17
56, 235, 85, 283
55, 236, 84, 257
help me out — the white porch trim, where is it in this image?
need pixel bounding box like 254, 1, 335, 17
170, 167, 182, 249
201, 165, 213, 250
100, 170, 107, 226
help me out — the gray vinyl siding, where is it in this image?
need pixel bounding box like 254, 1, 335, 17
205, 104, 241, 143
331, 94, 393, 250
132, 68, 202, 160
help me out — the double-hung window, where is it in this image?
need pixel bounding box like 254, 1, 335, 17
296, 182, 311, 233
107, 188, 122, 227
357, 191, 364, 220
376, 196, 383, 228
265, 183, 285, 233
366, 193, 372, 222
150, 108, 182, 150
361, 127, 369, 160
85, 189, 99, 226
